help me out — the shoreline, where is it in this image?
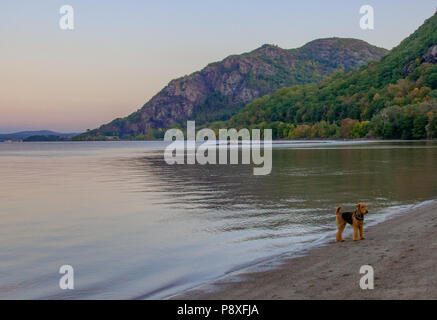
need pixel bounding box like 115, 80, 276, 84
173, 200, 437, 300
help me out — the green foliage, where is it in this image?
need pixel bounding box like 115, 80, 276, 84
413, 114, 428, 139
370, 101, 437, 139
221, 13, 437, 140
427, 112, 437, 138
193, 92, 242, 124
424, 65, 437, 89
350, 121, 371, 138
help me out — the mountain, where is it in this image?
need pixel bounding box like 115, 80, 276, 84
75, 38, 387, 140
225, 12, 437, 140
0, 130, 79, 141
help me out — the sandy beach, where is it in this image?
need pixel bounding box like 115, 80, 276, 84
176, 201, 437, 300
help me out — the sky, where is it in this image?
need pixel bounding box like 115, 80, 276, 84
0, 0, 436, 133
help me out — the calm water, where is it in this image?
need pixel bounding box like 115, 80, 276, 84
1, 140, 437, 299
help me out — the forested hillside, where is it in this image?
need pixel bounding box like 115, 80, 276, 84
224, 13, 437, 139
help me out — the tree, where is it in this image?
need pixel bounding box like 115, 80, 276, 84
350, 121, 371, 138
426, 112, 437, 138
412, 114, 428, 139
340, 118, 359, 139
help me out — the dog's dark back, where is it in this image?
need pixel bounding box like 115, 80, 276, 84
342, 212, 353, 225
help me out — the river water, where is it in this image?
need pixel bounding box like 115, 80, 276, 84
0, 140, 436, 299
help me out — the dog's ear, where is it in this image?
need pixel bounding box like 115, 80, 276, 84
357, 203, 368, 214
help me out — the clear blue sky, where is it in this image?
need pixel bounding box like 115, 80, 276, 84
1, 0, 436, 132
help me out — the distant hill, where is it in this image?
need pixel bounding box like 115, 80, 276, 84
23, 135, 68, 142
74, 38, 387, 140
223, 12, 437, 140
0, 130, 79, 141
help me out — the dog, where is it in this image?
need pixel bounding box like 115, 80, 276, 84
336, 203, 368, 242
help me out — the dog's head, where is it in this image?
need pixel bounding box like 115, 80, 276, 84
356, 203, 369, 215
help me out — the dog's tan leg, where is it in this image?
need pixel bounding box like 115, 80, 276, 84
359, 225, 365, 240
353, 225, 359, 241
336, 222, 346, 242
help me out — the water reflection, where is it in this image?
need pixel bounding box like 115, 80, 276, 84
115, 142, 437, 232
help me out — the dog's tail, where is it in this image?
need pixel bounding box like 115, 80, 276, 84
336, 206, 342, 215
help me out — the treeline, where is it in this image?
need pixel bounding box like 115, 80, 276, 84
244, 100, 437, 139
226, 66, 437, 140
24, 135, 68, 142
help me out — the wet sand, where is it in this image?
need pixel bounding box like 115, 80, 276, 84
175, 201, 437, 300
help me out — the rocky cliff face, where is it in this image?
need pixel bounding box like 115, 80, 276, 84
78, 38, 387, 139
422, 44, 437, 64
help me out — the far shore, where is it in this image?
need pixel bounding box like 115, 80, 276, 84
173, 200, 437, 300
4, 138, 437, 143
